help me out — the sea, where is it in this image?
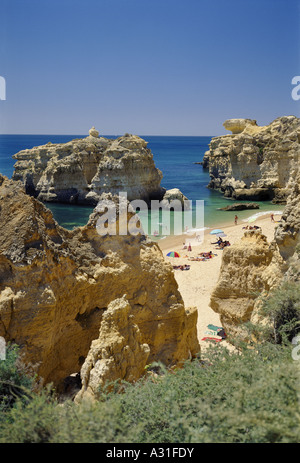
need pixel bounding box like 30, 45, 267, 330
0, 134, 285, 236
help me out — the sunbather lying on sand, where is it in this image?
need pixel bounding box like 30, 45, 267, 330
198, 251, 214, 258
242, 225, 261, 230
173, 264, 190, 270
215, 240, 231, 249
211, 237, 223, 245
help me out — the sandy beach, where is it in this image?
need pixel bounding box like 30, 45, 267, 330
157, 212, 283, 350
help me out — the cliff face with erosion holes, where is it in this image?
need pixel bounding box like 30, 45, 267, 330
205, 116, 300, 203
12, 128, 166, 206
0, 174, 199, 395
210, 169, 300, 340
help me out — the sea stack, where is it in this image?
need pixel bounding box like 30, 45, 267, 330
206, 116, 300, 204
12, 128, 166, 206
12, 128, 189, 209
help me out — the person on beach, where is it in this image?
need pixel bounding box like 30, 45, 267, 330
234, 215, 238, 225
199, 251, 213, 258
271, 213, 274, 222
217, 240, 231, 250
188, 243, 192, 252
243, 225, 261, 230
211, 237, 223, 245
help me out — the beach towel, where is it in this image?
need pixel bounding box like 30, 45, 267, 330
206, 324, 226, 339
201, 337, 222, 343
207, 324, 223, 331
204, 329, 223, 338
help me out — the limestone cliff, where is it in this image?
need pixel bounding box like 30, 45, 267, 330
12, 130, 166, 206
206, 116, 300, 203
210, 170, 300, 339
210, 230, 282, 338
76, 292, 198, 401
0, 174, 199, 391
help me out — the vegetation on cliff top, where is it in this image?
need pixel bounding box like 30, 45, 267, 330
0, 282, 299, 443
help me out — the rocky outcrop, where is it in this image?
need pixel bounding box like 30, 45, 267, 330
210, 169, 300, 339
0, 174, 199, 391
76, 292, 198, 401
76, 296, 151, 401
223, 118, 258, 134
201, 151, 210, 168
219, 202, 259, 211
210, 231, 282, 338
273, 195, 300, 281
160, 188, 190, 211
206, 116, 300, 203
89, 126, 99, 138
12, 130, 166, 206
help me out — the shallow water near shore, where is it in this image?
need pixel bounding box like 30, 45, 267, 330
0, 134, 285, 232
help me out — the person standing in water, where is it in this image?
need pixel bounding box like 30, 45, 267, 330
234, 215, 238, 225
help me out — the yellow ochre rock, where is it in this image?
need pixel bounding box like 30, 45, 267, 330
0, 174, 199, 391
207, 116, 300, 204
210, 168, 300, 340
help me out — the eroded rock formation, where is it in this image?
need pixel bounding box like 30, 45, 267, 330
223, 118, 258, 134
159, 188, 190, 211
210, 230, 282, 338
219, 202, 259, 211
210, 170, 300, 339
0, 174, 199, 391
12, 130, 166, 206
206, 116, 300, 203
76, 293, 198, 401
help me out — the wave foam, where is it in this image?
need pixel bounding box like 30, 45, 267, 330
242, 211, 283, 223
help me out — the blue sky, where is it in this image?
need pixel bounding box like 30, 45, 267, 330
0, 0, 299, 135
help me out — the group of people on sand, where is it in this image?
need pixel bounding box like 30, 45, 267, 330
173, 264, 190, 271
189, 256, 206, 262
199, 251, 214, 258
189, 251, 216, 261
182, 243, 193, 252
217, 240, 231, 249
211, 236, 231, 249
242, 225, 261, 230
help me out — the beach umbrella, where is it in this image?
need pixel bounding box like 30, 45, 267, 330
166, 251, 180, 258
210, 229, 224, 235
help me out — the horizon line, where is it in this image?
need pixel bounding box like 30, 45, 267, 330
0, 133, 218, 137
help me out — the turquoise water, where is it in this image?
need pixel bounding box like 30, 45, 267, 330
0, 134, 284, 232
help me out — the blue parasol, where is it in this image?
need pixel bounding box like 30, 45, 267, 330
210, 229, 224, 235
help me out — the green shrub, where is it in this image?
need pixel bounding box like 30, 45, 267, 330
0, 344, 35, 414
0, 333, 299, 443
52, 343, 299, 443
0, 388, 59, 443
259, 281, 300, 344
109, 344, 299, 443
53, 399, 138, 443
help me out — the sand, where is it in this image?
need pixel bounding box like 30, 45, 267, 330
157, 213, 282, 351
